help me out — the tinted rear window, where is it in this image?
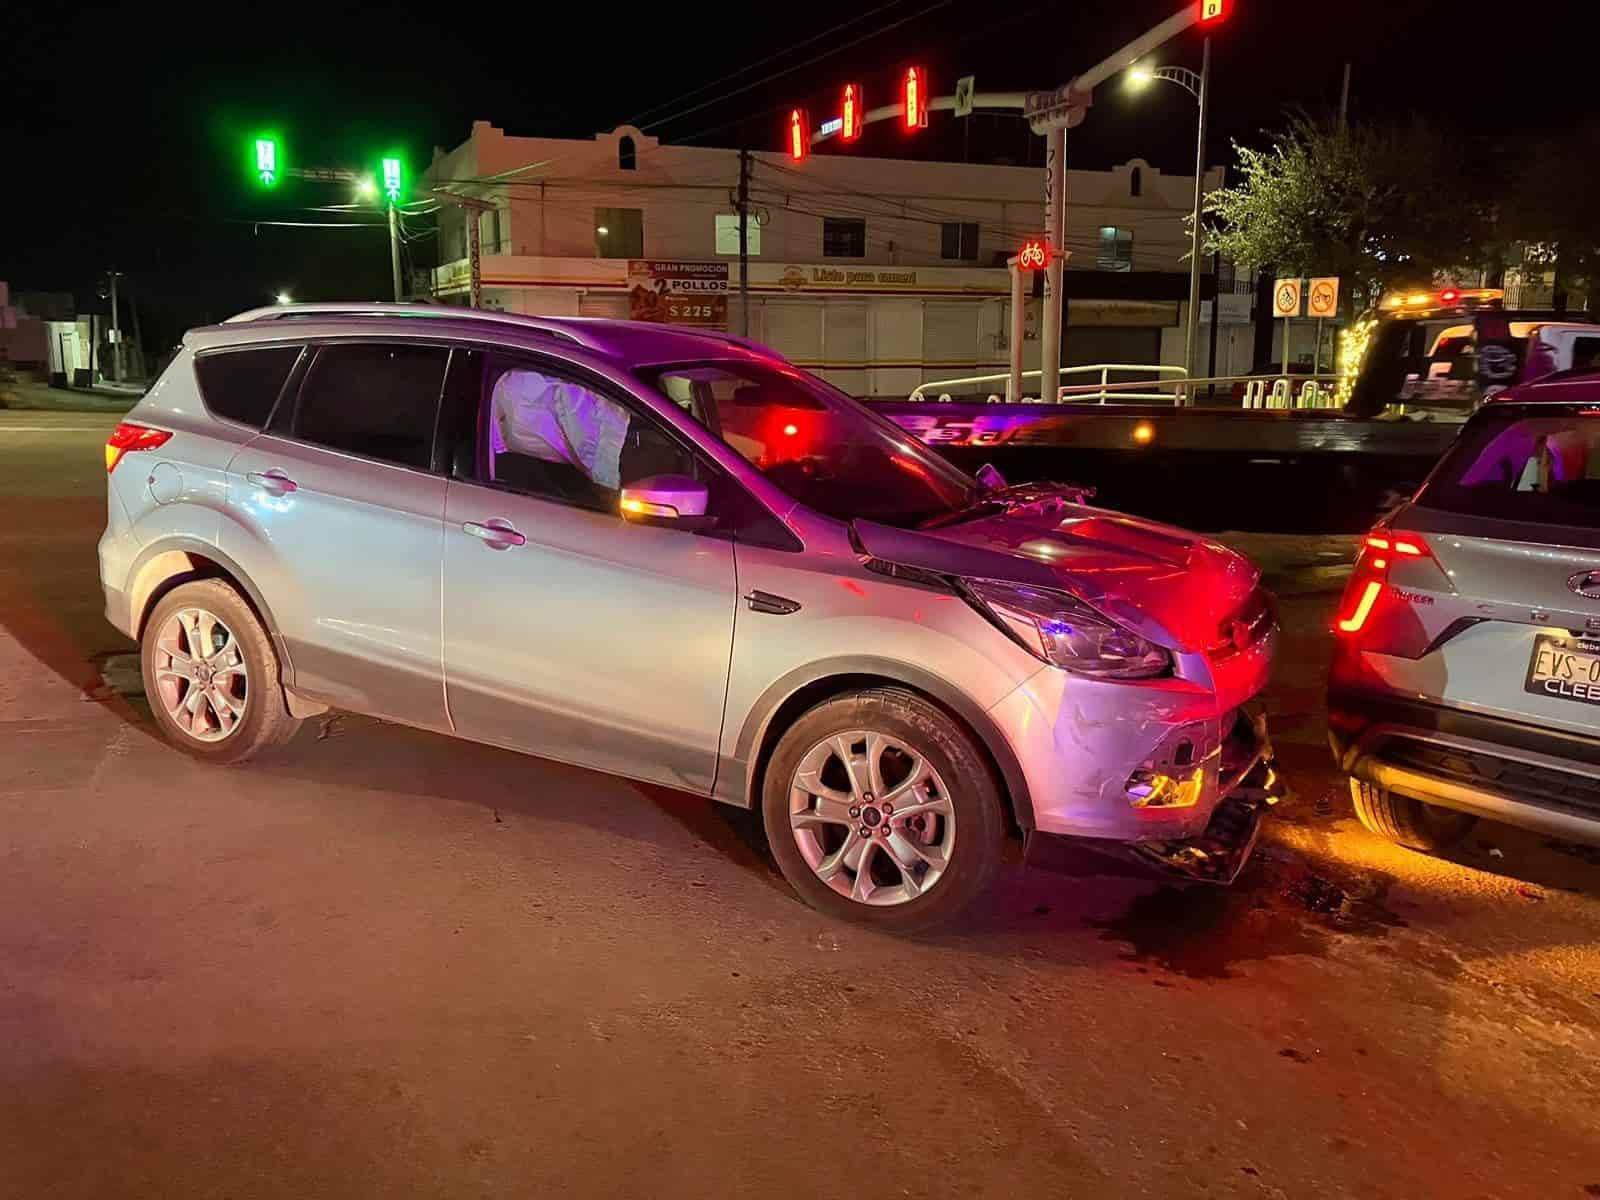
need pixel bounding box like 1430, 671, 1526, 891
194, 346, 301, 428
1417, 406, 1600, 527
292, 343, 448, 470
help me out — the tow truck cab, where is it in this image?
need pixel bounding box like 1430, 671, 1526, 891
1346, 287, 1600, 419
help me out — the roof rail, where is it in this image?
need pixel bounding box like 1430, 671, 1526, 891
222, 303, 591, 347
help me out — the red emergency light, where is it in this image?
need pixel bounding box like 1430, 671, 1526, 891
1198, 0, 1229, 24
789, 109, 809, 161
904, 67, 928, 129
842, 83, 862, 141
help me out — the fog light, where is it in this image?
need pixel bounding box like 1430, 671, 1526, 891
1126, 766, 1205, 809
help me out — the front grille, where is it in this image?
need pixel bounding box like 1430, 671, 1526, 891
1379, 736, 1600, 818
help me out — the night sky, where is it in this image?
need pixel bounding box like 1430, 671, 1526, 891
5, 0, 1592, 348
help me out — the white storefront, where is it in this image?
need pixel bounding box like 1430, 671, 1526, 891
422, 123, 1253, 397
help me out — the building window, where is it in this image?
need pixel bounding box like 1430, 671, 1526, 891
1097, 226, 1133, 272
595, 207, 643, 258
1130, 167, 1142, 198
618, 136, 636, 171
715, 213, 760, 256
823, 217, 866, 258
940, 222, 979, 261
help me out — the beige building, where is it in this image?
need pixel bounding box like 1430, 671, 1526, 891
422, 122, 1253, 397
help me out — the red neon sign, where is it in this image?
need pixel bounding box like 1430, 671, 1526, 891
789, 109, 809, 161
1017, 238, 1052, 270
1198, 0, 1229, 24
842, 83, 862, 141
904, 67, 927, 129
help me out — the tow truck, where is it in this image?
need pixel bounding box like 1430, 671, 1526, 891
1346, 287, 1600, 418
868, 288, 1600, 531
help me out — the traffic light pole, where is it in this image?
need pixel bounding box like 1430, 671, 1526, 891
387, 204, 403, 302
1007, 257, 1025, 403
1182, 35, 1211, 395
1039, 126, 1066, 402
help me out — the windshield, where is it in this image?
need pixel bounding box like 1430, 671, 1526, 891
641, 359, 977, 527
1417, 406, 1600, 528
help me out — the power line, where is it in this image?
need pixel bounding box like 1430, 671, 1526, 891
637, 0, 958, 137
621, 0, 912, 128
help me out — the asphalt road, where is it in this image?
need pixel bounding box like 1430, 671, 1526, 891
3, 411, 1598, 1199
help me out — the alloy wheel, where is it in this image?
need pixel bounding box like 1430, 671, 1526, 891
788, 730, 955, 906
151, 607, 249, 743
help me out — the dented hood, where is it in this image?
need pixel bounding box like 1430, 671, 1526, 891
853, 491, 1259, 653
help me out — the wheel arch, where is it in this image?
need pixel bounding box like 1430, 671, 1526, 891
724, 658, 1036, 833
127, 537, 284, 648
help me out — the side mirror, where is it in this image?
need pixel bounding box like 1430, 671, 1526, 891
620, 474, 710, 524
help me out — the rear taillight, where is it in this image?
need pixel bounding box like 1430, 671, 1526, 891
1364, 533, 1430, 557
1336, 529, 1432, 635
105, 422, 172, 473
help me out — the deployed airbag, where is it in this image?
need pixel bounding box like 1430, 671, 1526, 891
491, 369, 629, 488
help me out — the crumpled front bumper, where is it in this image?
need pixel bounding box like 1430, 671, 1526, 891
1023, 707, 1285, 885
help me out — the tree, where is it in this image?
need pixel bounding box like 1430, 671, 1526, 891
1492, 120, 1600, 314
1205, 115, 1494, 310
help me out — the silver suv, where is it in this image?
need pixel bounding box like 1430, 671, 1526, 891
99, 304, 1279, 930
1330, 372, 1600, 852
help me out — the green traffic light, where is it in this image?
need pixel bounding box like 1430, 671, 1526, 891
380, 155, 404, 204
251, 134, 281, 187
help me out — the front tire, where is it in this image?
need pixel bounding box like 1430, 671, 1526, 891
1349, 779, 1476, 852
141, 580, 300, 764
762, 688, 1006, 932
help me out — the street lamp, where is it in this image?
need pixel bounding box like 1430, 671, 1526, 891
1127, 48, 1211, 394
274, 291, 292, 305
357, 177, 377, 200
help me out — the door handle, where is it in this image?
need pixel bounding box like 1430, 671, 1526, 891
463, 519, 527, 549
246, 470, 298, 494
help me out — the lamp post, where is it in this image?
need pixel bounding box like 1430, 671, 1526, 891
1128, 44, 1211, 400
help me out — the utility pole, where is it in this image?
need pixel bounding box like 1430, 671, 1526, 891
108, 270, 124, 383
128, 282, 145, 381
1338, 62, 1352, 129
737, 147, 752, 337
1183, 35, 1212, 394
385, 204, 403, 302
429, 192, 497, 307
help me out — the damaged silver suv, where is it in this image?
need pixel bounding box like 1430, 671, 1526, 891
99, 304, 1279, 930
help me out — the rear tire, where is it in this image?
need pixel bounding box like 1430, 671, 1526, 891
761, 687, 1006, 933
1349, 779, 1476, 852
141, 580, 300, 764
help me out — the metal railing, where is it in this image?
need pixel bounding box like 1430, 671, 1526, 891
908, 367, 1347, 410
909, 363, 1191, 405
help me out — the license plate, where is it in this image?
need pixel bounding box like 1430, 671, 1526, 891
1525, 635, 1600, 706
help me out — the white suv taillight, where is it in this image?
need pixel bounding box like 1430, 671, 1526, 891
105, 422, 172, 474
1334, 529, 1433, 634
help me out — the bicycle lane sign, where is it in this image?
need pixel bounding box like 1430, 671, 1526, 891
1273, 278, 1303, 318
